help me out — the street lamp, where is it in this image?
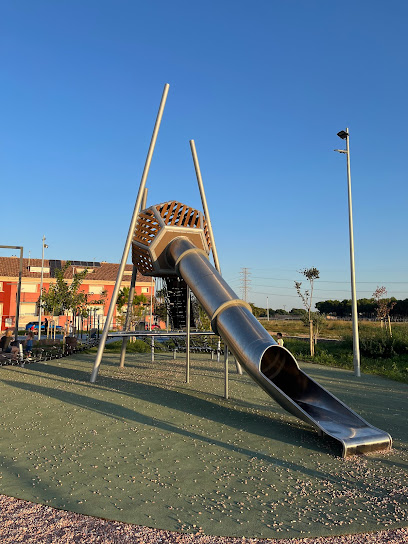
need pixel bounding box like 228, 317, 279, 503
334, 128, 361, 377
38, 236, 48, 340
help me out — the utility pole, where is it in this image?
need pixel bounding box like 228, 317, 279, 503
240, 267, 251, 302
38, 236, 48, 340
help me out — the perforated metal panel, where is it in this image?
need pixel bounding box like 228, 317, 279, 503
132, 201, 210, 276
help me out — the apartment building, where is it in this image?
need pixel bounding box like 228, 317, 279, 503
0, 257, 154, 330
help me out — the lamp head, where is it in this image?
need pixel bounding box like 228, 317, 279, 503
337, 130, 348, 140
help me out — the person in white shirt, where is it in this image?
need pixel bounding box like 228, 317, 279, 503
277, 332, 284, 347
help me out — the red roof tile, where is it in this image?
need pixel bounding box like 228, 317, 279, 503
0, 258, 151, 283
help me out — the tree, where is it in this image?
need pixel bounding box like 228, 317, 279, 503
41, 284, 61, 338
373, 286, 396, 335
249, 303, 266, 318
289, 308, 307, 316
301, 311, 325, 344
38, 262, 106, 336
294, 267, 320, 356
116, 287, 148, 329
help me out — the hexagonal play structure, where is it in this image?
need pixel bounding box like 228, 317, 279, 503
131, 200, 211, 276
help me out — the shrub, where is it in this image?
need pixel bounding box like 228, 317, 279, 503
105, 339, 150, 353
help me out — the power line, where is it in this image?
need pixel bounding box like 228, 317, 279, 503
251, 275, 408, 284
250, 283, 407, 295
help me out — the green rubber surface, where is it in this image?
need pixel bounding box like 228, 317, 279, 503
0, 352, 407, 539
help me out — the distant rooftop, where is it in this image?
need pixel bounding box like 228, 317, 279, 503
0, 257, 151, 283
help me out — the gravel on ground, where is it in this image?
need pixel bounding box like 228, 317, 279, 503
1, 494, 406, 544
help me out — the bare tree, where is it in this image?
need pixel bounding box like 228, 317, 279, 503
373, 286, 396, 336
295, 267, 320, 356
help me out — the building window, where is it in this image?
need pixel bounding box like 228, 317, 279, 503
90, 285, 105, 295
21, 303, 37, 316
0, 282, 3, 291
142, 287, 149, 293
21, 284, 38, 293
28, 266, 50, 273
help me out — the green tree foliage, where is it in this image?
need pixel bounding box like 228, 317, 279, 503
289, 308, 307, 316
116, 287, 148, 329
39, 262, 107, 331
249, 303, 267, 317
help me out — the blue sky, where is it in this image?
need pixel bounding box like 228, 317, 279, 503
2, 1, 407, 310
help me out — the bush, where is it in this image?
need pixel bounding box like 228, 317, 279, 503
360, 336, 395, 358
355, 328, 408, 359
105, 339, 150, 353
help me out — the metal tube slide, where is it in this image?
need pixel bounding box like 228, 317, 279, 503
167, 237, 392, 457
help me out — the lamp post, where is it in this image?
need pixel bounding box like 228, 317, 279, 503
267, 296, 269, 321
38, 236, 48, 340
334, 128, 361, 377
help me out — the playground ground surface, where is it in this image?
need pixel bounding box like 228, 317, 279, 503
0, 351, 407, 541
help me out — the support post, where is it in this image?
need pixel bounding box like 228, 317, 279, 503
151, 335, 155, 362
15, 247, 23, 339
234, 355, 243, 375
224, 343, 229, 399
119, 188, 148, 369
190, 141, 243, 383
149, 276, 154, 330
119, 265, 138, 368
190, 140, 221, 274
38, 236, 46, 340
186, 285, 191, 383
90, 83, 169, 383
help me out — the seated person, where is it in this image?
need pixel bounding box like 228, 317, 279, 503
9, 340, 20, 357
25, 331, 34, 356
0, 329, 14, 352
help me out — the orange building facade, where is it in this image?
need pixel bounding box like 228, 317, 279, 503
0, 257, 155, 330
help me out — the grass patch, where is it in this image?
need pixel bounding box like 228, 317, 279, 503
263, 320, 408, 384
285, 338, 408, 384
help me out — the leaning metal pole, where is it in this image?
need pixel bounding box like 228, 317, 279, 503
119, 188, 149, 369
90, 83, 170, 383
345, 128, 361, 377
190, 140, 243, 376
190, 140, 221, 274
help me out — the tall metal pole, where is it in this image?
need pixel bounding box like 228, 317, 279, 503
189, 140, 221, 274
186, 285, 191, 383
149, 276, 153, 330
119, 188, 148, 368
224, 343, 229, 399
345, 129, 361, 377
190, 139, 242, 378
119, 265, 138, 369
90, 83, 170, 383
14, 247, 23, 339
267, 296, 269, 321
38, 236, 46, 340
